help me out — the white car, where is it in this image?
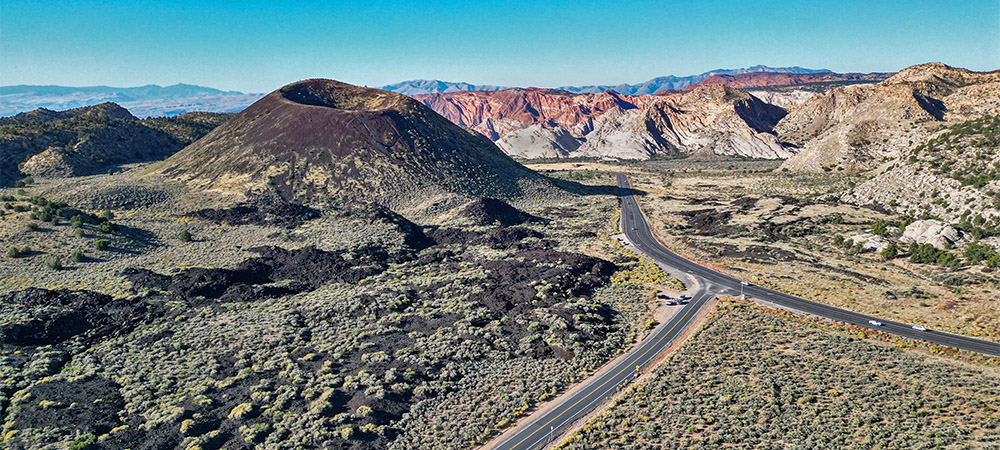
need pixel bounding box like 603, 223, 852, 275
912, 325, 927, 332
665, 299, 676, 305
868, 320, 883, 327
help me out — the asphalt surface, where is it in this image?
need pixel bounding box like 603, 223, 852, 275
491, 173, 999, 450
615, 173, 998, 357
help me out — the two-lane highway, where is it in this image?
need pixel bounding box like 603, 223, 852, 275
616, 173, 999, 357
492, 172, 999, 450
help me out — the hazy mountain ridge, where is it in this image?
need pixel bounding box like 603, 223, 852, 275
381, 65, 832, 96
0, 84, 262, 118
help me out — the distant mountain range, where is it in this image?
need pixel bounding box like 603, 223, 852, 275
381, 65, 834, 96
0, 66, 842, 118
0, 84, 264, 118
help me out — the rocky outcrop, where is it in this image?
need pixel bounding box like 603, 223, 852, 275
496, 125, 582, 158
746, 89, 819, 109
847, 233, 891, 252
576, 86, 793, 160
414, 88, 655, 140
779, 63, 1000, 172
900, 220, 967, 250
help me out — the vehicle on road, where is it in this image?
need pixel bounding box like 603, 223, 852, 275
631, 227, 637, 231
741, 280, 750, 286
912, 325, 927, 331
868, 320, 883, 326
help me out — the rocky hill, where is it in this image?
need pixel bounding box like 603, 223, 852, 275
843, 115, 1000, 225
156, 79, 542, 207
414, 88, 657, 141
0, 103, 229, 185
778, 63, 1000, 172
412, 71, 897, 160
575, 86, 793, 159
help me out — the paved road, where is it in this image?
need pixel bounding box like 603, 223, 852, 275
491, 173, 999, 450
615, 173, 998, 357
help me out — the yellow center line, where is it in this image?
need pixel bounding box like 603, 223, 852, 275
508, 290, 710, 449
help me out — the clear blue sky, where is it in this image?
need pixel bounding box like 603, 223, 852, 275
2, 0, 998, 93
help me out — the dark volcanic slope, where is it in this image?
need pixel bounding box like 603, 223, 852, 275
156, 79, 541, 205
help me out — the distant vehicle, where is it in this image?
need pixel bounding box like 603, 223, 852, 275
631, 227, 637, 231
656, 293, 669, 299
912, 325, 927, 331
868, 320, 883, 327
740, 281, 750, 286
678, 294, 690, 302
665, 299, 676, 305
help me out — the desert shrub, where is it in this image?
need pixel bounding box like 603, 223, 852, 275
880, 243, 898, 261
100, 209, 114, 221
95, 239, 110, 251
71, 249, 86, 262
26, 222, 39, 232
68, 434, 96, 450
179, 229, 192, 242
45, 255, 62, 271
99, 221, 116, 233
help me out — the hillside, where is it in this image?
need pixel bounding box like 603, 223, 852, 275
414, 88, 657, 141
0, 103, 229, 185
575, 86, 793, 159
844, 115, 1000, 225
778, 63, 1000, 172
156, 79, 542, 207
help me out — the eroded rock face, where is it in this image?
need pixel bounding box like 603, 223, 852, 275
847, 233, 891, 252
576, 86, 794, 160
415, 88, 655, 140
496, 125, 582, 158
779, 63, 1000, 172
901, 220, 967, 250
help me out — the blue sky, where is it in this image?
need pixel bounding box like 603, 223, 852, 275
2, 0, 998, 93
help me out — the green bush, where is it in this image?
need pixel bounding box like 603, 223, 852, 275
26, 222, 39, 232
99, 221, 116, 233
179, 229, 192, 242
880, 243, 898, 261
100, 209, 114, 221
68, 433, 96, 450
71, 249, 86, 262
95, 239, 110, 251
45, 255, 62, 271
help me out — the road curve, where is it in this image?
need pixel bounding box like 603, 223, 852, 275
491, 173, 999, 450
615, 173, 999, 357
